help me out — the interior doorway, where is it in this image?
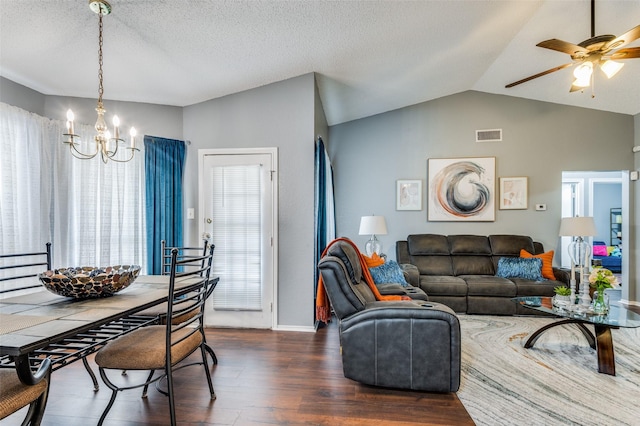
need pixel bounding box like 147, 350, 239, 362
561, 170, 630, 301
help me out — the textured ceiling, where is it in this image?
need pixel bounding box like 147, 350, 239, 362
1, 0, 638, 126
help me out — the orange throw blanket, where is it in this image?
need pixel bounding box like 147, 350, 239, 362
316, 237, 410, 323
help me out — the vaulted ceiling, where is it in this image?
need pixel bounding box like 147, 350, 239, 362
1, 1, 638, 126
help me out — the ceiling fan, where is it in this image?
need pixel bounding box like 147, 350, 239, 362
506, 0, 640, 92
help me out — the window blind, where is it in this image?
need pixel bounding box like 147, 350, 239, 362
210, 164, 262, 310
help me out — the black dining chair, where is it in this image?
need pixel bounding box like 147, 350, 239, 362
0, 358, 52, 426
95, 245, 217, 426
136, 239, 218, 364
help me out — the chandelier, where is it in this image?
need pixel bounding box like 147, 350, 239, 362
63, 0, 138, 163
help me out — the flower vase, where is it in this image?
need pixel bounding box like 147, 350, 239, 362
592, 290, 609, 315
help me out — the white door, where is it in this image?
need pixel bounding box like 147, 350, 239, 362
199, 149, 277, 329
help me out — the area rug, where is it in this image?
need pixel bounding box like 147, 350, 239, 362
457, 315, 640, 425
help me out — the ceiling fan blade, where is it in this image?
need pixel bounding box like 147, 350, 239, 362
505, 63, 573, 88
537, 39, 589, 57
607, 47, 640, 60
603, 24, 640, 51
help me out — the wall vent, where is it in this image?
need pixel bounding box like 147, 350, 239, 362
476, 129, 502, 142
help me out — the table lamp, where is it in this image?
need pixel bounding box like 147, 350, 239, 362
359, 215, 387, 256
559, 216, 597, 308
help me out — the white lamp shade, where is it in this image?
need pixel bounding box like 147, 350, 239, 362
359, 216, 387, 235
558, 216, 597, 237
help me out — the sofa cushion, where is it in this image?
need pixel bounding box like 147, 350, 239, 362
489, 235, 535, 256
448, 235, 491, 255
327, 241, 362, 283
369, 260, 408, 286
451, 256, 494, 276
411, 255, 454, 276
418, 275, 467, 296
463, 275, 517, 297
520, 249, 556, 280
407, 234, 450, 255
496, 257, 544, 281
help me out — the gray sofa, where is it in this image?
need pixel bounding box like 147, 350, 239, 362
318, 240, 461, 392
396, 234, 570, 315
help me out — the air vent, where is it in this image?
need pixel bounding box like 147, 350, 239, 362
476, 129, 502, 142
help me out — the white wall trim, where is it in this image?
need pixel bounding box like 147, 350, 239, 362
272, 325, 316, 333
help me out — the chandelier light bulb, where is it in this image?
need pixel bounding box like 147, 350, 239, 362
130, 127, 137, 148
112, 115, 120, 140
66, 109, 75, 135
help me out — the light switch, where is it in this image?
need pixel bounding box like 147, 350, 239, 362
535, 204, 546, 211
631, 171, 639, 181
187, 208, 195, 219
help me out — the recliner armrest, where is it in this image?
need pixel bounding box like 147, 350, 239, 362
399, 263, 419, 286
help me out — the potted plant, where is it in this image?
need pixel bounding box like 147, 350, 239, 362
553, 285, 571, 307
588, 267, 619, 314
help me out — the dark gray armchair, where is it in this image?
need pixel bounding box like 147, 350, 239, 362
317, 240, 461, 392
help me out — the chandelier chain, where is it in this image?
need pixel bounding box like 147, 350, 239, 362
97, 11, 104, 105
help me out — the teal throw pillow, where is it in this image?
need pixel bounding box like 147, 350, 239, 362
369, 260, 409, 286
496, 257, 545, 281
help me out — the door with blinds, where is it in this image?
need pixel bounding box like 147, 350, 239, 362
199, 149, 277, 329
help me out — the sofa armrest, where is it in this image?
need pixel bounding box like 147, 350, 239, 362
399, 263, 419, 286
339, 303, 460, 392
553, 267, 571, 285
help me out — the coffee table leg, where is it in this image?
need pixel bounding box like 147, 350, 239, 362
525, 319, 595, 349
594, 325, 615, 376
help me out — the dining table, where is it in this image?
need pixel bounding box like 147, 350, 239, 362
0, 274, 203, 386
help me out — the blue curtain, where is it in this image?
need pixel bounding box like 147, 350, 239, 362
314, 137, 336, 290
144, 135, 186, 274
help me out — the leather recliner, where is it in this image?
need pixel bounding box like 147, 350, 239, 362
317, 240, 461, 392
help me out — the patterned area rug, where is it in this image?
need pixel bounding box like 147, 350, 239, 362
457, 315, 640, 425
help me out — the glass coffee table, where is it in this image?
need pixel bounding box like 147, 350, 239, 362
514, 296, 640, 375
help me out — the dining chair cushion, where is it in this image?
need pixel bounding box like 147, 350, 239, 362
0, 369, 49, 419
95, 326, 202, 371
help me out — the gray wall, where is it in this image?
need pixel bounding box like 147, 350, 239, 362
328, 90, 637, 299
1, 77, 45, 115
183, 73, 318, 329
593, 183, 622, 245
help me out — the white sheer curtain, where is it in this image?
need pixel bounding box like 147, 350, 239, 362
0, 102, 146, 270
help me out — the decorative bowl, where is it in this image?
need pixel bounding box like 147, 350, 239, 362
39, 265, 141, 299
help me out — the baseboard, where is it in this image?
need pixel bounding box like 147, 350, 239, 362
272, 324, 316, 332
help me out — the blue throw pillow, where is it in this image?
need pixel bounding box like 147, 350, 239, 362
496, 257, 545, 281
369, 260, 409, 286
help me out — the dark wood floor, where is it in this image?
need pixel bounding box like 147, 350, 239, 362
4, 319, 474, 425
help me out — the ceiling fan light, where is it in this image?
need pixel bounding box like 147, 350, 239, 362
600, 60, 624, 78
572, 78, 591, 88
573, 62, 593, 80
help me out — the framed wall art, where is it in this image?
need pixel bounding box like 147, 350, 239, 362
427, 157, 495, 221
499, 176, 528, 210
396, 179, 422, 210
